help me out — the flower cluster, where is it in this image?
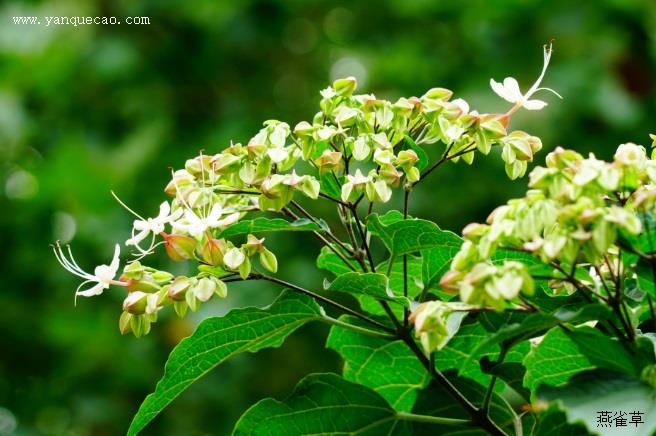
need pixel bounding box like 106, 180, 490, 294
442, 141, 656, 307
54, 45, 558, 336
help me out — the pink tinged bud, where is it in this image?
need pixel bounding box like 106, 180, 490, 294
313, 151, 343, 174
439, 270, 464, 293
167, 276, 193, 301
163, 233, 197, 261
123, 291, 149, 315
200, 237, 227, 266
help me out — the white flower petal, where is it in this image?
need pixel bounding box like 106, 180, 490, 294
490, 78, 517, 103
77, 282, 106, 297
522, 99, 548, 110
502, 77, 523, 101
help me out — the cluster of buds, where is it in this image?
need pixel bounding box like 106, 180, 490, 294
54, 46, 559, 336
444, 140, 656, 304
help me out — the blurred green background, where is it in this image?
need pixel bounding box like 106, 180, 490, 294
2, 0, 656, 434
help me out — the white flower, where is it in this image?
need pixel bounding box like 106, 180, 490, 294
224, 248, 246, 270
126, 201, 183, 247
490, 43, 562, 111
173, 203, 240, 239
614, 143, 647, 168
341, 169, 372, 202
53, 242, 122, 300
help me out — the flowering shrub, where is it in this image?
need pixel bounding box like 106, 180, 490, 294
54, 45, 656, 435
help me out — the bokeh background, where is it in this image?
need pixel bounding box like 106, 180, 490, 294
2, 0, 656, 434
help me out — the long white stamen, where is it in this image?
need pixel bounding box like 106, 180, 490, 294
111, 191, 145, 220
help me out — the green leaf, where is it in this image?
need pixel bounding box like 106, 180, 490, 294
421, 244, 462, 292
127, 291, 322, 436
564, 326, 645, 377
435, 323, 499, 386
326, 316, 430, 411
523, 327, 594, 393
532, 406, 591, 436
480, 342, 531, 400
368, 212, 461, 258
538, 370, 656, 436
316, 245, 363, 276
358, 256, 422, 318
319, 172, 343, 199
328, 272, 406, 304
218, 217, 322, 238
473, 303, 612, 356
233, 373, 412, 435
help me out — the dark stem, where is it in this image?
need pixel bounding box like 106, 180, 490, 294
282, 207, 358, 272
256, 274, 395, 333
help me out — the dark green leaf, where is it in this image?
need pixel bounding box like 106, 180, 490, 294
436, 323, 499, 386
316, 246, 363, 276
523, 327, 594, 393
319, 172, 343, 199
326, 316, 430, 411
328, 272, 406, 304
358, 256, 422, 318
368, 212, 462, 258
538, 369, 656, 436
412, 375, 517, 436
532, 406, 591, 436
127, 291, 322, 436
233, 373, 412, 435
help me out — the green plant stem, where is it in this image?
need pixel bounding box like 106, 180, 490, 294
403, 188, 410, 327
395, 412, 470, 426
482, 347, 508, 415
399, 334, 506, 436
290, 200, 355, 256
282, 207, 359, 272
350, 204, 376, 272
322, 316, 395, 340
257, 274, 395, 333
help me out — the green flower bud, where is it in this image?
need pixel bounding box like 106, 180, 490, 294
211, 276, 228, 299
164, 170, 195, 197
239, 256, 252, 279
119, 311, 132, 335
422, 87, 453, 101
129, 314, 151, 338
122, 261, 145, 280
365, 179, 392, 203
260, 247, 278, 273
200, 237, 226, 266
242, 234, 265, 256
152, 270, 174, 284
378, 164, 402, 187
333, 76, 357, 97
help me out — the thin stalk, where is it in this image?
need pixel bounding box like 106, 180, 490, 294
350, 204, 376, 272
258, 274, 394, 333
322, 316, 396, 340
283, 207, 358, 272
403, 188, 410, 326
395, 412, 470, 426
290, 200, 355, 256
